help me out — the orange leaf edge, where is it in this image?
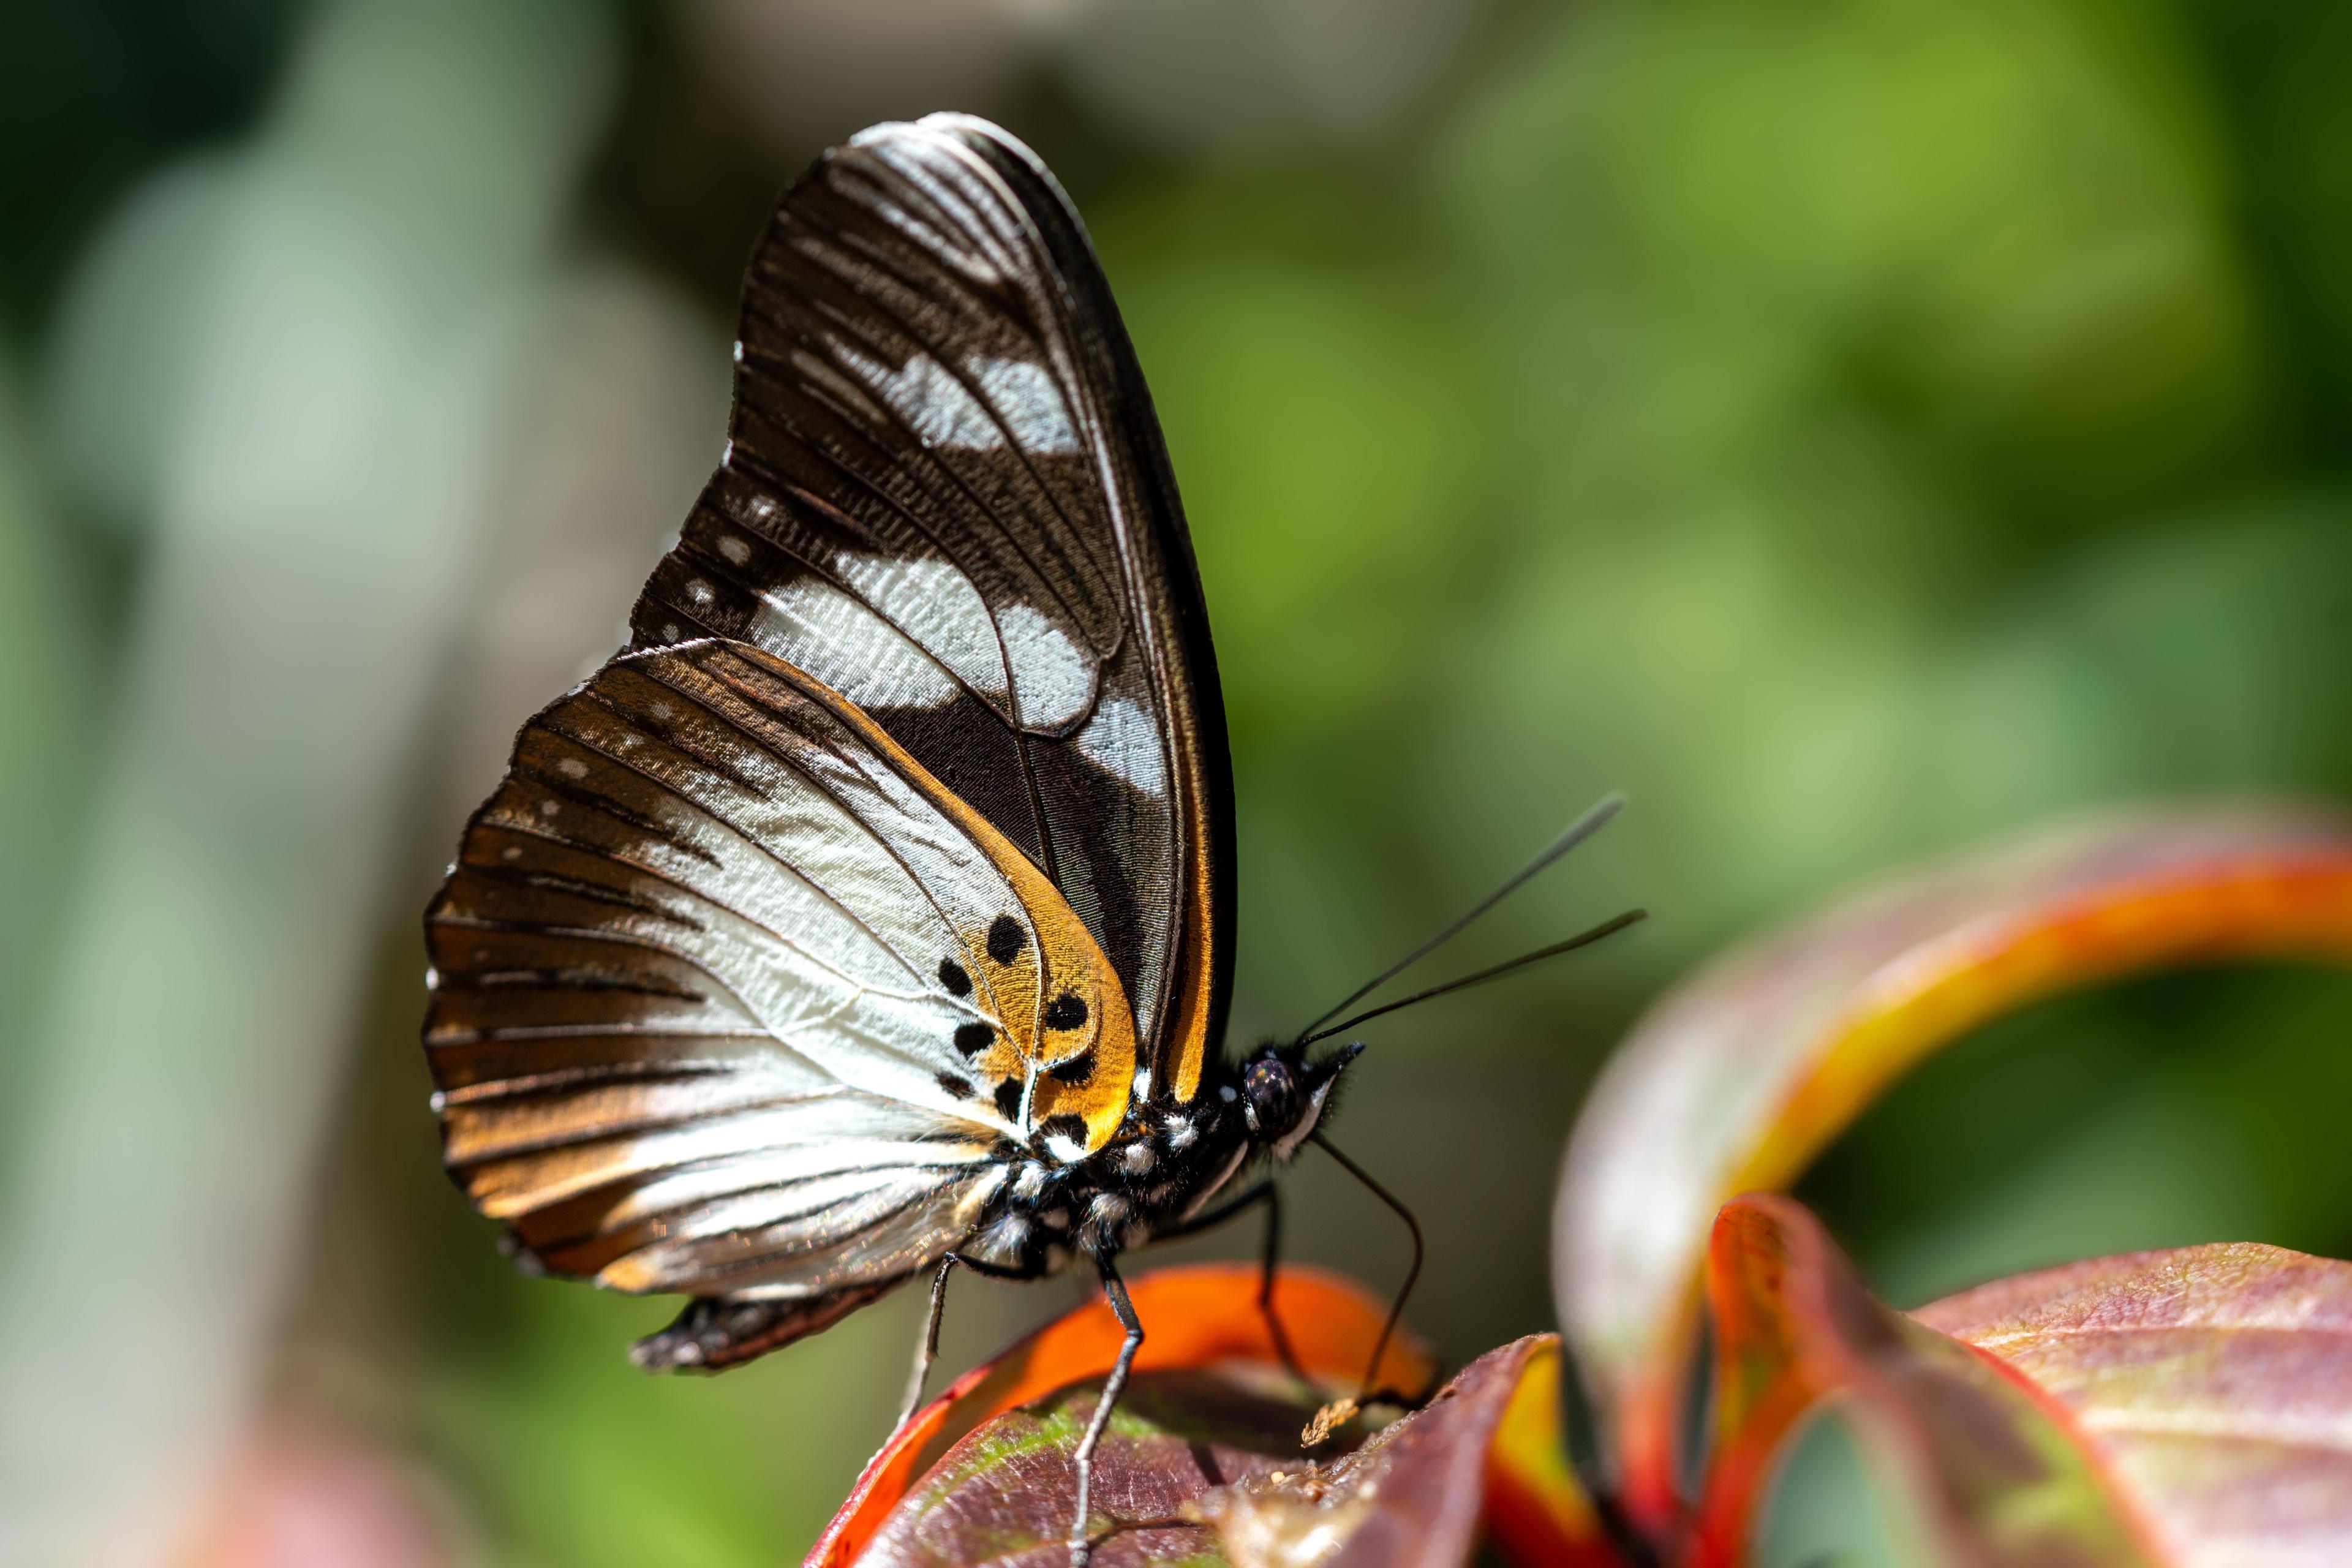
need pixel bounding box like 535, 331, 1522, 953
805, 1261, 1438, 1568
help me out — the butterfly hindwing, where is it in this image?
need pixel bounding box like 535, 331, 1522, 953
626, 114, 1232, 1106
424, 639, 1135, 1300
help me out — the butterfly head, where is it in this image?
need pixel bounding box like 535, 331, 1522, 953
1237, 1039, 1362, 1163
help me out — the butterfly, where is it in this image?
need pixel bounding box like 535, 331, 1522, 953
422, 113, 1636, 1563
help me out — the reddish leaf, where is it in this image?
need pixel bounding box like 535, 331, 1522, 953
1553, 805, 2352, 1526
1918, 1243, 2352, 1567
861, 1366, 1323, 1568
1697, 1196, 2158, 1568
854, 1335, 1572, 1568
810, 1265, 1438, 1568
1193, 1336, 1559, 1568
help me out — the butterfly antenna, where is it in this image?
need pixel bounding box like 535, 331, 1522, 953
1292, 793, 1625, 1045
1295, 908, 1645, 1046
1309, 1131, 1425, 1401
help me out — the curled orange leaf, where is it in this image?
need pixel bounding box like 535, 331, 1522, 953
1555, 804, 2352, 1528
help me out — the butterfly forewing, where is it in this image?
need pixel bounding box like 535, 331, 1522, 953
626, 115, 1231, 1102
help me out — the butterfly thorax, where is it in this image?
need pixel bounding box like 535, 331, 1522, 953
959, 1041, 1359, 1276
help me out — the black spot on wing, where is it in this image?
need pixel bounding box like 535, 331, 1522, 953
954, 1022, 993, 1057
1039, 1114, 1088, 1145
938, 957, 972, 997
1047, 1047, 1095, 1085
993, 1079, 1023, 1122
1042, 992, 1087, 1030
986, 914, 1023, 965
935, 1071, 974, 1099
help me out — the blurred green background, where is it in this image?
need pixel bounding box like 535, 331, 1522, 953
4, 1, 2349, 1563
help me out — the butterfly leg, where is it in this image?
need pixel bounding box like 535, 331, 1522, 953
1068, 1256, 1143, 1568
1152, 1180, 1310, 1389
895, 1251, 1035, 1430
897, 1256, 959, 1430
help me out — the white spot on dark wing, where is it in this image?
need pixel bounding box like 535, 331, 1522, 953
826, 552, 999, 698
721, 440, 733, 467
997, 604, 1093, 729
751, 496, 774, 519
837, 347, 1003, 450
557, 757, 589, 779
761, 575, 958, 710
686, 579, 714, 606
731, 339, 744, 363
660, 623, 680, 641
717, 535, 750, 565
968, 357, 1079, 454
648, 700, 674, 720
500, 845, 522, 862
1043, 1131, 1088, 1163
537, 800, 560, 817
1073, 696, 1169, 797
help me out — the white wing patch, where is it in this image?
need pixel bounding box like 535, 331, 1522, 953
837, 345, 1078, 458
997, 602, 1096, 730
761, 573, 960, 711
970, 357, 1079, 454
1072, 695, 1170, 797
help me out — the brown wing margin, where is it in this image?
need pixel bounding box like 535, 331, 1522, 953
930, 117, 1235, 1103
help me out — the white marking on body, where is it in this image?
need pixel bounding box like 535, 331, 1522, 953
1270, 1079, 1339, 1163
1012, 1163, 1049, 1201
1122, 1145, 1156, 1175
717, 535, 750, 565
1088, 1194, 1128, 1226
1043, 1131, 1088, 1163
1041, 1208, 1071, 1229
1218, 1085, 1238, 1102
1164, 1118, 1197, 1152
1133, 1064, 1153, 1099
